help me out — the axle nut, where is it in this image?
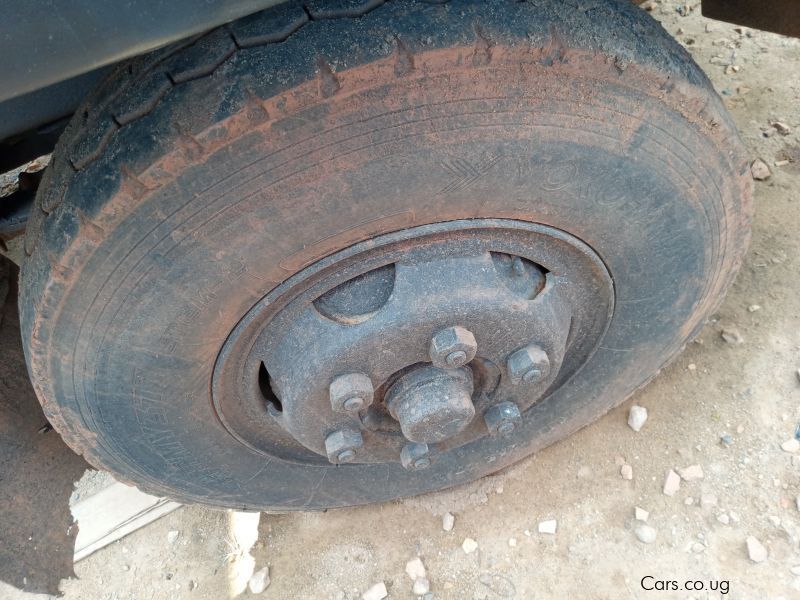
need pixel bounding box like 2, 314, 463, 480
429, 326, 477, 369
329, 373, 374, 413
400, 442, 432, 471
506, 344, 550, 385
324, 429, 363, 464
386, 365, 475, 444
484, 401, 522, 436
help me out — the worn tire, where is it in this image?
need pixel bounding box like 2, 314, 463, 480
20, 0, 751, 509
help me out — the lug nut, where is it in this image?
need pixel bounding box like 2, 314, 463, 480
329, 373, 374, 413
429, 326, 477, 369
506, 344, 550, 385
400, 442, 432, 471
484, 401, 522, 436
324, 428, 363, 464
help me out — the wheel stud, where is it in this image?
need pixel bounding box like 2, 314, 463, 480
400, 442, 432, 471
429, 326, 477, 369
324, 429, 363, 464
506, 344, 550, 385
484, 401, 522, 436
329, 373, 374, 413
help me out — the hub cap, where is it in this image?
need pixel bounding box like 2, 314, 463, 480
212, 220, 613, 469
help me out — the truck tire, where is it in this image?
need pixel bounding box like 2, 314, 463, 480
20, 0, 751, 509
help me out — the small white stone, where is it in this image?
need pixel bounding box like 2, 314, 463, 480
717, 513, 730, 525
691, 542, 705, 553
678, 465, 704, 481
248, 567, 270, 594
768, 516, 781, 527
700, 493, 718, 508
620, 464, 633, 480
684, 497, 694, 506
747, 304, 761, 312
791, 566, 800, 576
781, 438, 800, 453
628, 405, 648, 432
362, 582, 388, 600
412, 578, 430, 596
635, 507, 649, 522
721, 327, 745, 344
663, 470, 681, 496
405, 557, 426, 581
462, 538, 478, 554
538, 520, 557, 535
729, 511, 740, 523
442, 512, 455, 532
746, 536, 768, 563
508, 537, 517, 547
635, 525, 657, 544
167, 530, 180, 544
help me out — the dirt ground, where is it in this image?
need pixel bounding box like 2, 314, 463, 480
3, 1, 800, 599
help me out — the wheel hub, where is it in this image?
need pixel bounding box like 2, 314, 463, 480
211, 220, 614, 470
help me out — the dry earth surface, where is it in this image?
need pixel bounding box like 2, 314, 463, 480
3, 1, 800, 599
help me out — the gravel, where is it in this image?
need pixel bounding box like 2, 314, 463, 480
635, 525, 657, 544
627, 405, 648, 432
746, 536, 768, 563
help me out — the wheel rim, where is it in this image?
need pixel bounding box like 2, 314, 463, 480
211, 219, 614, 469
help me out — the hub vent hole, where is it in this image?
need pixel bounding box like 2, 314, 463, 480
258, 362, 283, 414
314, 264, 395, 324
490, 253, 548, 299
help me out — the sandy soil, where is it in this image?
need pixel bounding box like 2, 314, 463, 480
3, 1, 800, 599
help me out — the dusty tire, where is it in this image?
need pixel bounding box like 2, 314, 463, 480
20, 0, 751, 509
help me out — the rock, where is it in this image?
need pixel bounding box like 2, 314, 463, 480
406, 557, 426, 581
635, 525, 657, 544
248, 567, 270, 594
628, 405, 648, 432
678, 465, 704, 481
442, 512, 455, 532
748, 304, 761, 312
717, 513, 730, 525
750, 159, 771, 181
746, 536, 768, 563
620, 464, 633, 480
663, 469, 681, 496
720, 434, 734, 447
412, 578, 430, 596
771, 121, 792, 135
635, 507, 649, 522
769, 516, 781, 527
362, 583, 388, 600
423, 594, 435, 600
508, 537, 517, 547
538, 520, 557, 535
791, 566, 800, 576
781, 438, 800, 453
462, 538, 478, 554
721, 327, 744, 344
167, 530, 180, 544
684, 497, 694, 506
691, 542, 706, 553
700, 493, 718, 508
